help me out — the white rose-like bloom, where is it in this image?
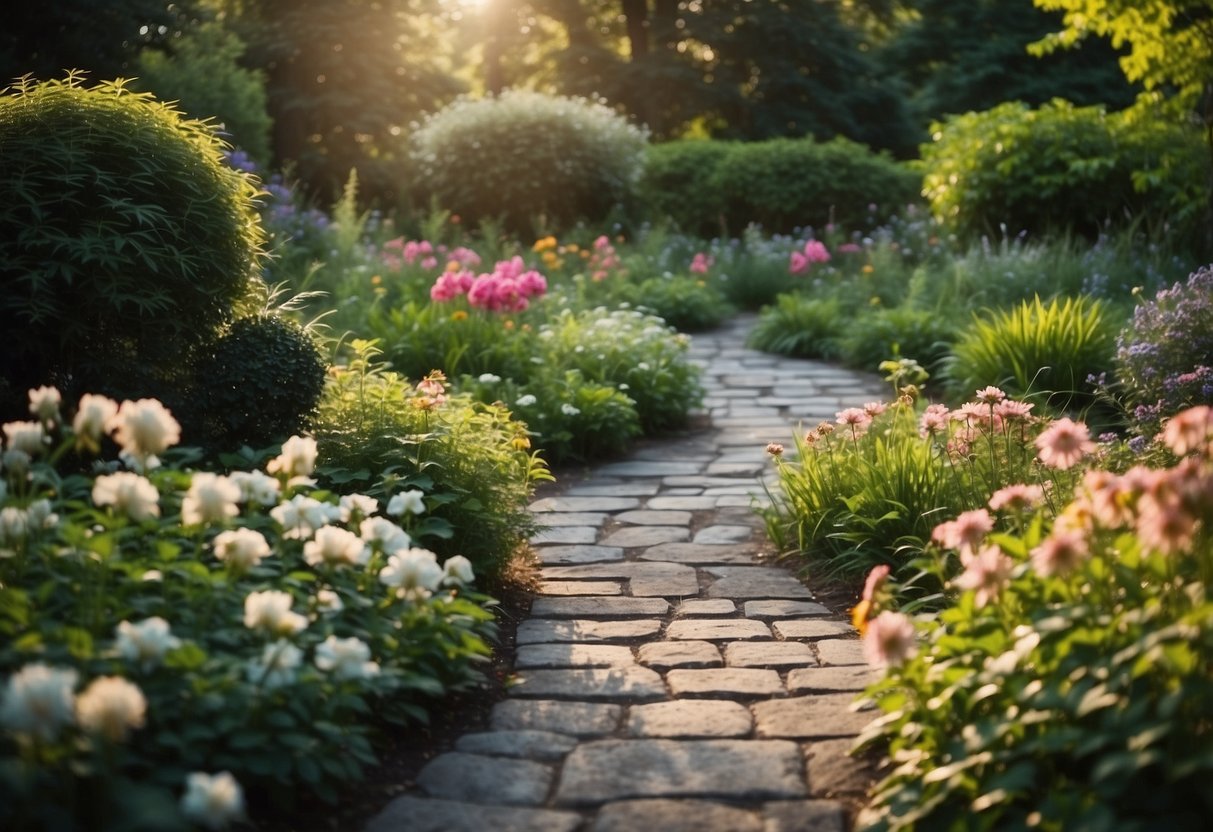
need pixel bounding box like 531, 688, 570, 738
180, 771, 246, 830
28, 386, 62, 423
515, 394, 538, 407
115, 617, 181, 667
378, 549, 444, 601
73, 394, 119, 446
25, 499, 58, 530
266, 435, 318, 480
386, 489, 426, 517
303, 525, 369, 569
315, 588, 344, 614
108, 399, 181, 464
247, 640, 303, 688
270, 494, 341, 540
3, 420, 46, 456
75, 676, 147, 742
181, 473, 241, 526
243, 590, 308, 636
0, 663, 78, 741
228, 470, 281, 506
338, 493, 379, 523
92, 472, 161, 522
212, 528, 272, 572
314, 635, 380, 680
442, 555, 475, 587
359, 516, 412, 554
0, 507, 28, 548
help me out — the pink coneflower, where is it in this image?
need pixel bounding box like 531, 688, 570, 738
954, 401, 994, 426
1035, 418, 1096, 470
1136, 490, 1198, 556
988, 484, 1044, 514
836, 407, 872, 440
862, 611, 917, 668
1081, 469, 1133, 528
919, 403, 950, 437
932, 508, 994, 554
975, 386, 1006, 404
1161, 405, 1213, 456
1030, 529, 1089, 576
994, 399, 1034, 421
953, 544, 1014, 607
863, 401, 888, 418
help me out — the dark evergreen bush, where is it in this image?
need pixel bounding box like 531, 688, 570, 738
638, 140, 737, 237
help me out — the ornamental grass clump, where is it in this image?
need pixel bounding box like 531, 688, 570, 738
0, 387, 498, 828
854, 405, 1213, 831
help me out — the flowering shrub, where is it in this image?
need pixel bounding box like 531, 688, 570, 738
1114, 264, 1213, 437
854, 405, 1213, 830
0, 389, 497, 828
788, 239, 831, 274
617, 275, 733, 333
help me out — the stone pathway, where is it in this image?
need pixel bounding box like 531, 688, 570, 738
366, 316, 889, 832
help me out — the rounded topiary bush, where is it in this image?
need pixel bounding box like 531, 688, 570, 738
408, 90, 648, 231
0, 74, 266, 415
922, 100, 1211, 244
193, 315, 329, 450
1114, 265, 1213, 436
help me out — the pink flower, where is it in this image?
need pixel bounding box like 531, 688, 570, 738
517, 270, 548, 298
919, 403, 950, 437
1035, 418, 1095, 470
690, 253, 713, 274
788, 251, 809, 275
448, 246, 482, 267
975, 386, 1006, 404
1081, 469, 1133, 528
994, 399, 1034, 421
931, 509, 994, 555
863, 401, 888, 418
836, 407, 872, 439
862, 564, 891, 603
804, 240, 831, 263
863, 611, 917, 668
765, 442, 784, 456
837, 243, 862, 254
1030, 529, 1089, 576
594, 235, 611, 251
1161, 405, 1213, 456
420, 256, 439, 270
1136, 489, 1199, 556
988, 484, 1043, 513
953, 544, 1014, 607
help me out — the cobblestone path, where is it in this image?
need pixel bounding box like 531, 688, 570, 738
366, 316, 889, 832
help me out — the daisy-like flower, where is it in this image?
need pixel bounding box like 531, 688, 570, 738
765, 442, 784, 457
0, 663, 78, 741
72, 394, 119, 452
862, 401, 888, 418
387, 489, 426, 517
115, 617, 181, 668
75, 676, 147, 743
92, 472, 161, 522
266, 435, 318, 481
988, 484, 1044, 514
181, 473, 241, 527
228, 470, 281, 506
314, 636, 380, 681
247, 640, 303, 688
1136, 490, 1199, 556
836, 408, 872, 439
974, 386, 1006, 404
213, 528, 272, 572
993, 399, 1034, 421
862, 611, 917, 668
931, 509, 994, 555
953, 544, 1015, 608
1030, 529, 1089, 576
243, 591, 308, 636
180, 771, 246, 831
28, 386, 62, 423
108, 399, 181, 469
379, 549, 444, 601
919, 403, 950, 437
1081, 469, 1133, 528
953, 401, 994, 427
441, 555, 475, 587
360, 516, 412, 554
1035, 418, 1095, 470
1161, 405, 1213, 456
302, 525, 369, 569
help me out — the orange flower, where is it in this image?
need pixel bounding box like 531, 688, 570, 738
450, 310, 468, 322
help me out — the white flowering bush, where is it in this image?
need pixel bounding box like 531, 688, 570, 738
852, 406, 1213, 830
0, 388, 496, 829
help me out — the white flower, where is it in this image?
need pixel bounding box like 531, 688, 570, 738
3, 421, 45, 456
108, 399, 181, 466
28, 386, 62, 423
228, 470, 281, 506
378, 549, 444, 601
181, 771, 246, 830
315, 588, 344, 614
386, 489, 426, 517
115, 617, 181, 667
3, 448, 31, 475
314, 635, 380, 680
25, 499, 57, 530
359, 516, 412, 553
246, 640, 303, 688
270, 494, 341, 540
442, 555, 475, 587
478, 373, 501, 383
212, 528, 272, 571
560, 403, 581, 416
515, 394, 537, 407
0, 663, 78, 741
75, 676, 147, 742
181, 473, 241, 526
92, 472, 161, 522
338, 493, 379, 523
73, 394, 119, 447
0, 507, 28, 548
141, 569, 163, 582
243, 591, 308, 636
303, 525, 369, 569
266, 435, 318, 480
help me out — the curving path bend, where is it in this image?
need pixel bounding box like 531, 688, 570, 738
365, 315, 889, 832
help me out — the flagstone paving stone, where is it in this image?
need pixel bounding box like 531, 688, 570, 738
361, 316, 886, 832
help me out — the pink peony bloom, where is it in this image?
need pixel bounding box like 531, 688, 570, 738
690, 253, 713, 274
804, 240, 831, 263
1035, 418, 1096, 470
788, 251, 809, 275
863, 611, 917, 668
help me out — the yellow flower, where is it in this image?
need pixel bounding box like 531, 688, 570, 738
869, 295, 882, 306
450, 310, 468, 321
511, 435, 531, 450
562, 244, 579, 253
532, 236, 557, 253
862, 264, 875, 275
371, 275, 382, 286
503, 319, 515, 330
851, 599, 872, 635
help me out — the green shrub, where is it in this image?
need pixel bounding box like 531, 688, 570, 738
708, 137, 922, 235
193, 315, 328, 451
921, 100, 1211, 245
621, 275, 733, 332
839, 307, 956, 376
408, 90, 648, 232
637, 140, 737, 236
857, 407, 1213, 830
944, 295, 1118, 412
135, 23, 273, 164
747, 294, 846, 360
0, 74, 266, 418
